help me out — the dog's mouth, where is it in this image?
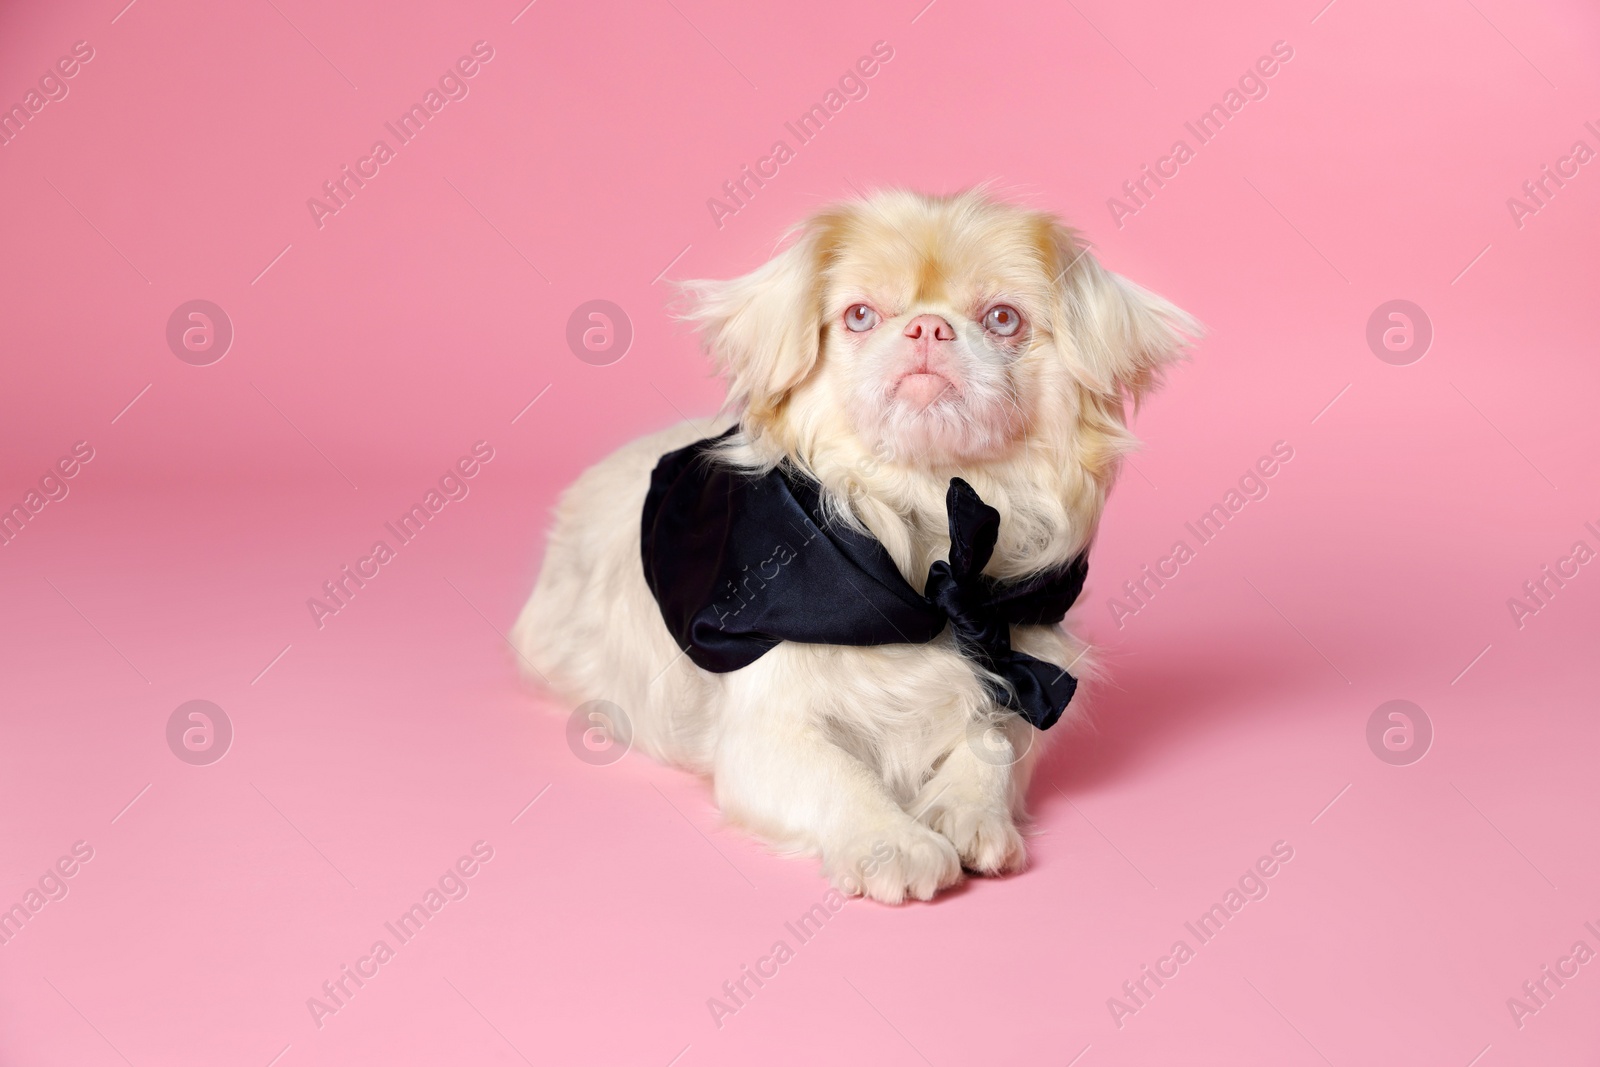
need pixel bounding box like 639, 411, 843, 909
892, 370, 961, 410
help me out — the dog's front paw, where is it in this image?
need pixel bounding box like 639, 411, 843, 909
916, 794, 1026, 876
825, 820, 961, 905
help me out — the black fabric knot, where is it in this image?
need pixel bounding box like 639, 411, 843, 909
923, 479, 1083, 730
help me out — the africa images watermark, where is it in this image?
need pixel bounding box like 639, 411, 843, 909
705, 887, 849, 1030
705, 41, 895, 230
709, 516, 821, 630
306, 441, 496, 629
1106, 840, 1296, 1029
1108, 441, 1295, 628
0, 840, 95, 948
305, 840, 496, 1029
1107, 40, 1296, 229
0, 40, 95, 149
1505, 920, 1600, 1031
1504, 517, 1599, 630
709, 439, 900, 630
1505, 120, 1600, 231
705, 843, 892, 1030
0, 441, 96, 549
306, 41, 496, 230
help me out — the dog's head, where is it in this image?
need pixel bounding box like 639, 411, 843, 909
683, 188, 1196, 489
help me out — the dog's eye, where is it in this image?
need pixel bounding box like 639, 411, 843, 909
983, 305, 1023, 337
844, 304, 880, 332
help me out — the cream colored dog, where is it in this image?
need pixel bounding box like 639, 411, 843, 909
511, 188, 1195, 903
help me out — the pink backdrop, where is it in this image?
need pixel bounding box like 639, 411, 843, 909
3, 0, 1599, 1063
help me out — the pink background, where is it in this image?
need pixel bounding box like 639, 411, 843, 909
3, 0, 1599, 1063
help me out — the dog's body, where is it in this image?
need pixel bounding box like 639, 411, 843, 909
512, 189, 1195, 903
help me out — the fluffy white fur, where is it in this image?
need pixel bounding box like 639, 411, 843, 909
511, 189, 1196, 903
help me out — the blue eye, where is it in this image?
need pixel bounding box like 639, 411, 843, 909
844, 304, 880, 332
983, 305, 1023, 336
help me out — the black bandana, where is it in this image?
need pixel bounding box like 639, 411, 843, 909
640, 431, 1089, 730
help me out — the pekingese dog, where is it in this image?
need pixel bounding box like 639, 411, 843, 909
511, 188, 1196, 903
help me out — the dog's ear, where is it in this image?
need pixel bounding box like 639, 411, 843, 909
1051, 227, 1199, 404
680, 224, 830, 429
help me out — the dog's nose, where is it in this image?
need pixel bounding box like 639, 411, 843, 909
903, 314, 956, 342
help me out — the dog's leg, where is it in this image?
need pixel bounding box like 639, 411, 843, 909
714, 670, 962, 904
910, 714, 1030, 875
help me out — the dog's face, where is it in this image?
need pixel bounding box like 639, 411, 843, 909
685, 189, 1194, 473
822, 200, 1051, 463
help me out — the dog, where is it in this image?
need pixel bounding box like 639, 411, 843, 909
511, 188, 1196, 903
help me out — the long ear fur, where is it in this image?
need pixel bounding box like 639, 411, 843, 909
1053, 228, 1200, 404
679, 225, 829, 431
